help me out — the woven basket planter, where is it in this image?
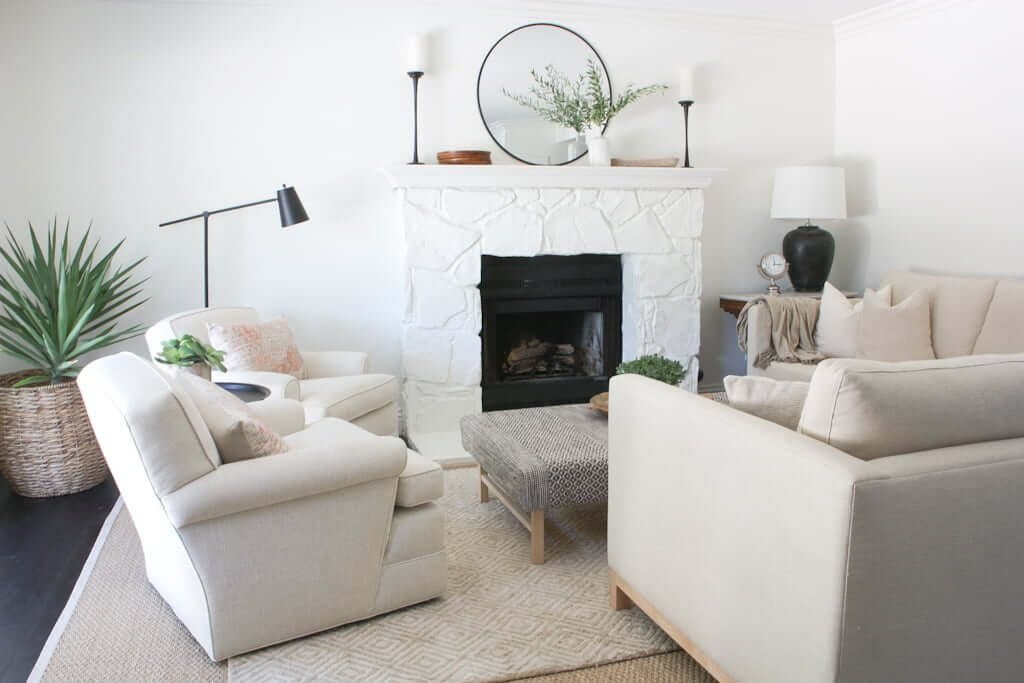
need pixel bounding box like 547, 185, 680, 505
0, 370, 107, 497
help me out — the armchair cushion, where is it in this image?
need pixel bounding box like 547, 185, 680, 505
300, 374, 399, 424
208, 318, 305, 377
175, 372, 287, 463
247, 398, 306, 436
723, 375, 809, 430
302, 350, 369, 377
285, 418, 441, 507
396, 449, 444, 508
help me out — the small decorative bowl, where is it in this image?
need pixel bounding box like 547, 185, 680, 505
437, 150, 492, 165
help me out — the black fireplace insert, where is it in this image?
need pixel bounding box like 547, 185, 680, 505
480, 254, 622, 411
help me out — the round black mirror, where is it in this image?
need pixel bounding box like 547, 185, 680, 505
477, 23, 611, 166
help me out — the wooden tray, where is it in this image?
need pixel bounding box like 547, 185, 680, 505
589, 392, 609, 414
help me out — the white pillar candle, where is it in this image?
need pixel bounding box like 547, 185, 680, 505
678, 66, 695, 102
407, 33, 430, 73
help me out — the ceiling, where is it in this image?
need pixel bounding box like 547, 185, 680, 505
555, 0, 890, 24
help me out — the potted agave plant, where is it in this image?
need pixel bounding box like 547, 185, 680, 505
504, 58, 667, 166
155, 334, 226, 381
0, 220, 147, 497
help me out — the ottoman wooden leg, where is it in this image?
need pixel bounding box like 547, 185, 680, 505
530, 510, 545, 564
479, 467, 489, 503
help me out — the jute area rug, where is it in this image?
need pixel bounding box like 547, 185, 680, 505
35, 467, 714, 682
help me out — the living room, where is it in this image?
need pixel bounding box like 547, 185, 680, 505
1, 0, 1022, 681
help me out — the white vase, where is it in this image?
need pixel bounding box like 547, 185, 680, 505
585, 128, 611, 167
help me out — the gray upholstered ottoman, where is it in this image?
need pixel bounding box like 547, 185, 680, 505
460, 404, 608, 564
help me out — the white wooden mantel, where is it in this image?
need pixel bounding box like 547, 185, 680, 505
386, 164, 724, 464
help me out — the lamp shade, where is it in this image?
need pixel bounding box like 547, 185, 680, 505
770, 166, 847, 221
277, 185, 309, 227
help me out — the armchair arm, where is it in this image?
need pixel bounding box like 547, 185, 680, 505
301, 350, 369, 378
247, 398, 305, 436
162, 435, 407, 528
608, 375, 871, 682
212, 370, 300, 400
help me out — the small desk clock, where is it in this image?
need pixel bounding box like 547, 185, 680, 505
757, 253, 789, 295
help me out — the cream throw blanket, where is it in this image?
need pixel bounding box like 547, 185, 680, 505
737, 296, 825, 370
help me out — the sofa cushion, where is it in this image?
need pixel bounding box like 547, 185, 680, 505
856, 288, 935, 362
882, 271, 997, 359
396, 449, 444, 508
300, 374, 399, 424
815, 284, 890, 358
723, 375, 809, 430
973, 279, 1024, 355
798, 354, 1024, 460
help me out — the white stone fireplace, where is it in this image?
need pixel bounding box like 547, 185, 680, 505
387, 165, 722, 463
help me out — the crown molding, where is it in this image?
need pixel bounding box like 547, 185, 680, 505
418, 0, 833, 38
833, 0, 974, 38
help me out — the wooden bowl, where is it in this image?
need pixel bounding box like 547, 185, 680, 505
437, 150, 492, 165
589, 392, 609, 414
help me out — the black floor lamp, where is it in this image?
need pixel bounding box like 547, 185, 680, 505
160, 185, 309, 307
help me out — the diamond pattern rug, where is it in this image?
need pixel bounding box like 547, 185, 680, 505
229, 468, 676, 681
37, 467, 678, 682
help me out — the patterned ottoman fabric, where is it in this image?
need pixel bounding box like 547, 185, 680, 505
460, 405, 608, 513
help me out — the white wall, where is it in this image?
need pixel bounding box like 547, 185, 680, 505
834, 0, 1024, 288
0, 0, 835, 386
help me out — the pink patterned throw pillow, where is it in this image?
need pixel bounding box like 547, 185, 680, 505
207, 319, 305, 377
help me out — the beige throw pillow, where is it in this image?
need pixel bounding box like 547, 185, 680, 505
856, 287, 935, 362
175, 371, 287, 463
723, 375, 810, 430
815, 283, 892, 358
207, 318, 305, 377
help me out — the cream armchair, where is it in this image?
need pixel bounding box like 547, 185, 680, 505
145, 307, 398, 436
78, 353, 446, 661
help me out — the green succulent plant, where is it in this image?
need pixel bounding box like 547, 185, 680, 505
0, 220, 148, 387
156, 334, 226, 372
616, 354, 686, 386
503, 58, 667, 134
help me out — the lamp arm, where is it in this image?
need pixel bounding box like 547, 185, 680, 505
158, 196, 278, 228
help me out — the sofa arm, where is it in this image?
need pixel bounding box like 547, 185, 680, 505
162, 435, 408, 527
212, 370, 300, 400
608, 374, 870, 682
302, 350, 369, 378
742, 299, 822, 376
247, 398, 305, 436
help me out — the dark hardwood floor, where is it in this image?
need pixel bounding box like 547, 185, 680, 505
0, 475, 119, 683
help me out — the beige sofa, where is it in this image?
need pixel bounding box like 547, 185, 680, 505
746, 270, 1024, 379
78, 353, 446, 660
608, 355, 1024, 683
146, 307, 400, 436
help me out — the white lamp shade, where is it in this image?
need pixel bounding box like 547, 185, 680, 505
770, 166, 847, 221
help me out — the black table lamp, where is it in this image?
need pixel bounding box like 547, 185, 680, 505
160, 185, 309, 307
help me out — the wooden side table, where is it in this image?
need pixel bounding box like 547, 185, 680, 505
719, 290, 856, 318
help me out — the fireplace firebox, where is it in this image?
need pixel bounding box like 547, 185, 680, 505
480, 255, 622, 411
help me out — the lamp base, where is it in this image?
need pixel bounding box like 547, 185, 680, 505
783, 224, 834, 292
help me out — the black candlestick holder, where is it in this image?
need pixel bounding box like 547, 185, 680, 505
678, 99, 694, 168
408, 71, 424, 165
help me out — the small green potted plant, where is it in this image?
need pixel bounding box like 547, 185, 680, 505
155, 334, 226, 381
616, 354, 687, 386
504, 58, 667, 165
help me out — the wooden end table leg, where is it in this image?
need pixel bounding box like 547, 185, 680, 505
479, 467, 489, 503
530, 510, 545, 564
